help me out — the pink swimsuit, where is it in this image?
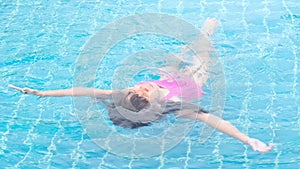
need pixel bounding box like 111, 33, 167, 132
139, 74, 203, 101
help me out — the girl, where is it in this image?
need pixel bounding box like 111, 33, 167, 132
9, 18, 273, 154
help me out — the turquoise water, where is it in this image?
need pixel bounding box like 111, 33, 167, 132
1, 0, 300, 168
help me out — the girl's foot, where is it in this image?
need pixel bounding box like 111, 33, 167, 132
201, 18, 220, 36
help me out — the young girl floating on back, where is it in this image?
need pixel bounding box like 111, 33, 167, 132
9, 18, 274, 154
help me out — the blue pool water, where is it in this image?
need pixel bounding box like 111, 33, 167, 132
1, 0, 300, 168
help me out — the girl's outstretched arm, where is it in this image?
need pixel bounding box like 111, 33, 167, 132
177, 111, 274, 154
8, 84, 112, 98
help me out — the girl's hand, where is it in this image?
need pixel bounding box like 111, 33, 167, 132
248, 138, 274, 154
8, 84, 43, 97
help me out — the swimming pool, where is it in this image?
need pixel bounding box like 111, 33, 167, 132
1, 0, 299, 168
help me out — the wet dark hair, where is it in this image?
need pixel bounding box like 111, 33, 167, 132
98, 90, 157, 128
127, 92, 150, 112
99, 90, 208, 129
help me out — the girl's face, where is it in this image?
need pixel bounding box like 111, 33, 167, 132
128, 82, 160, 103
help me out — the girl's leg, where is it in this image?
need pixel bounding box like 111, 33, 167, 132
179, 18, 219, 87
158, 18, 219, 83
